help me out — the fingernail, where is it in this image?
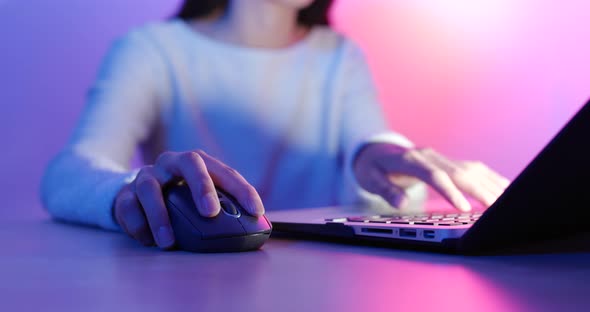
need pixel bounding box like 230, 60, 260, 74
202, 192, 219, 217
460, 201, 472, 212
246, 197, 264, 216
157, 226, 174, 248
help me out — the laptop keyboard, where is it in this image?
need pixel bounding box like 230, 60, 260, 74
326, 212, 482, 226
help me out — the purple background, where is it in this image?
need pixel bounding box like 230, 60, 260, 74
0, 1, 181, 217
1, 0, 589, 217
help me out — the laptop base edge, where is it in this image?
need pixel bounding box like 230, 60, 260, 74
271, 222, 461, 254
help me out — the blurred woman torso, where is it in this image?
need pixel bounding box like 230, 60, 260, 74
77, 20, 386, 210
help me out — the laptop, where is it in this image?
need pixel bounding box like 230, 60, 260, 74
267, 99, 590, 254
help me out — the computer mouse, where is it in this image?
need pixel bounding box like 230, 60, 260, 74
163, 182, 272, 253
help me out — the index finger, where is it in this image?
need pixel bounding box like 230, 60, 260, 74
424, 170, 472, 212
198, 151, 265, 216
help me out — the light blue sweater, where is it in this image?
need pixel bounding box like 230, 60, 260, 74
40, 20, 420, 231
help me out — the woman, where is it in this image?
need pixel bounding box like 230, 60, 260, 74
41, 0, 509, 249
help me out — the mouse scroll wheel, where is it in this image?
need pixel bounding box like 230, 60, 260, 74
220, 200, 239, 216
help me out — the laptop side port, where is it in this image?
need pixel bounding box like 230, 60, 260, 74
423, 230, 436, 239
361, 228, 393, 234
399, 229, 417, 238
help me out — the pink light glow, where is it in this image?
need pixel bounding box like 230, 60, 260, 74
333, 0, 590, 179
306, 250, 528, 312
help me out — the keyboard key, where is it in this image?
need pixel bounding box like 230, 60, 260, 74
324, 218, 347, 222
438, 221, 470, 226
386, 216, 405, 220
347, 216, 397, 223
387, 220, 412, 224
366, 218, 393, 223
414, 222, 435, 225
346, 217, 368, 222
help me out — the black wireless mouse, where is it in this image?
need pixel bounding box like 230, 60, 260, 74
163, 182, 272, 253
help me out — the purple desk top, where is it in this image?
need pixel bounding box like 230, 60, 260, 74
1, 201, 589, 312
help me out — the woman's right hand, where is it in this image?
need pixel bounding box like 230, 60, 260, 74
113, 150, 265, 249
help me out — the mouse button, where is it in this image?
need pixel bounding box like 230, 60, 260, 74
167, 195, 203, 227
166, 183, 194, 209
194, 214, 246, 239
238, 214, 272, 234
167, 202, 203, 238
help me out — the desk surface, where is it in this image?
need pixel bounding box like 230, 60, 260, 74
2, 202, 589, 312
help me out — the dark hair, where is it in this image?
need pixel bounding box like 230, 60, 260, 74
176, 0, 333, 26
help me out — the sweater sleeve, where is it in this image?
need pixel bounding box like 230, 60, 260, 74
40, 28, 170, 230
337, 40, 427, 213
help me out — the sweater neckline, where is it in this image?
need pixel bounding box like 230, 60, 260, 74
173, 18, 319, 57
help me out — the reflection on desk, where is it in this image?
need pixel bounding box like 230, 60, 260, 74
0, 204, 589, 312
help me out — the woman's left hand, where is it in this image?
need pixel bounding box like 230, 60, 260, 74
353, 143, 510, 211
